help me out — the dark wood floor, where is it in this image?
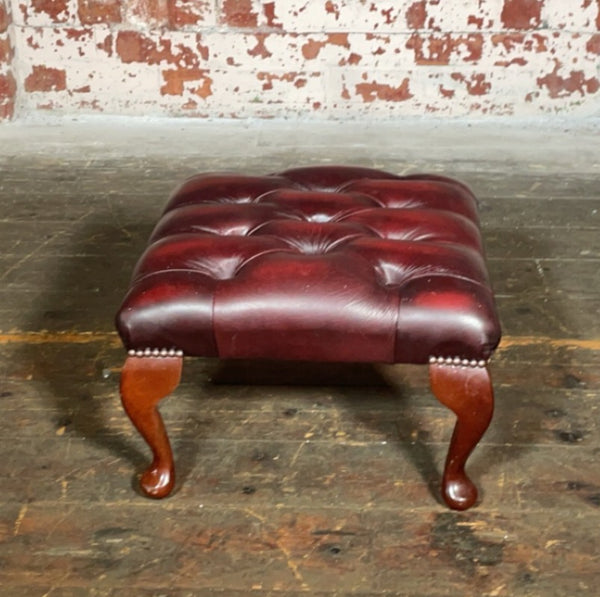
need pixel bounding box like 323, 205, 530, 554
0, 144, 599, 596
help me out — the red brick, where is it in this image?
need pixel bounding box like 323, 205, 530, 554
0, 3, 10, 34
220, 0, 257, 27
301, 34, 350, 60
451, 73, 492, 96
24, 65, 66, 92
30, 0, 71, 23
586, 0, 600, 30
261, 1, 281, 28
160, 67, 212, 97
587, 34, 600, 55
126, 0, 169, 27
467, 14, 485, 29
355, 79, 413, 103
96, 32, 113, 55
500, 0, 543, 30
63, 27, 95, 42
168, 0, 212, 28
406, 1, 426, 29
77, 0, 121, 24
324, 0, 338, 20
116, 30, 200, 67
491, 33, 525, 52
247, 34, 272, 58
0, 70, 16, 99
116, 30, 163, 63
537, 60, 600, 98
491, 32, 547, 54
439, 85, 455, 99
406, 33, 483, 65
0, 36, 13, 63
256, 71, 301, 91
0, 100, 15, 120
8, 1, 600, 119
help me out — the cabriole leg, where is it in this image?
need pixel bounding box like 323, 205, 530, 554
120, 355, 183, 498
429, 363, 494, 510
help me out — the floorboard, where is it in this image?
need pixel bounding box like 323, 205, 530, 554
0, 124, 599, 596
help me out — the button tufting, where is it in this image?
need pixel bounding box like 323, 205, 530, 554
132, 234, 289, 282
117, 166, 500, 364
251, 220, 368, 256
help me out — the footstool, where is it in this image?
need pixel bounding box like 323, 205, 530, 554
116, 166, 501, 510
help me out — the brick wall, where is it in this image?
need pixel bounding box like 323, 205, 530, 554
0, 0, 15, 119
1, 0, 599, 121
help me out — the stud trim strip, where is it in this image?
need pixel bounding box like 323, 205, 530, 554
428, 356, 488, 368
128, 348, 184, 358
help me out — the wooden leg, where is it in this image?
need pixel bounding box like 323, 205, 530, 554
120, 355, 183, 498
429, 363, 494, 511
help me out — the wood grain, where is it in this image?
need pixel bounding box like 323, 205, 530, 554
0, 153, 599, 595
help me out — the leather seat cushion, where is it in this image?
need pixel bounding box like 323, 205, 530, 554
116, 166, 501, 364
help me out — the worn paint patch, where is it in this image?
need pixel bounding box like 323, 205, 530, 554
95, 32, 112, 55
247, 34, 272, 58
467, 14, 484, 29
537, 60, 600, 98
1, 102, 15, 117
77, 0, 121, 25
0, 2, 9, 33
257, 70, 304, 91
0, 70, 16, 98
451, 72, 492, 96
0, 35, 13, 63
31, 0, 71, 22
406, 33, 483, 65
160, 66, 212, 97
0, 0, 14, 121
491, 32, 547, 55
126, 0, 169, 27
116, 31, 200, 68
221, 0, 257, 27
439, 85, 454, 98
302, 34, 349, 60
6, 1, 600, 119
325, 0, 340, 20
169, 0, 212, 29
262, 1, 281, 28
24, 64, 66, 91
500, 0, 543, 30
582, 0, 600, 30
355, 78, 413, 102
116, 30, 157, 63
405, 1, 426, 29
586, 34, 600, 54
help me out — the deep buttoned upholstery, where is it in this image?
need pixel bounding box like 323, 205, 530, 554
116, 165, 501, 509
116, 166, 500, 365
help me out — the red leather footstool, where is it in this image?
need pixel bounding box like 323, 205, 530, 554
116, 166, 501, 510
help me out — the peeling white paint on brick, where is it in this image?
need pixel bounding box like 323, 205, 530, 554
1, 0, 16, 119
2, 0, 600, 121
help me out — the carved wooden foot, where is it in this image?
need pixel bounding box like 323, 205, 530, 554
120, 355, 183, 498
429, 363, 494, 510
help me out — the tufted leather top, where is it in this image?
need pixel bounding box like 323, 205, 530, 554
116, 166, 501, 364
